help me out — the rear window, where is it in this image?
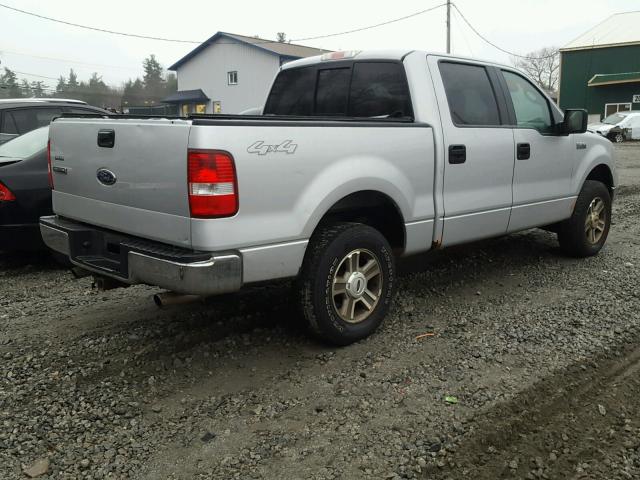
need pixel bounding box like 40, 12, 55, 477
315, 68, 350, 115
264, 61, 413, 119
264, 67, 315, 115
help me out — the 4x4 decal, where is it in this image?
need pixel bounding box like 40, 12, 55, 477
247, 140, 298, 155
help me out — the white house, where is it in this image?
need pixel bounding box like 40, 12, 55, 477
164, 32, 329, 115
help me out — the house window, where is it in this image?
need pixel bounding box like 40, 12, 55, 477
227, 71, 238, 85
180, 103, 207, 116
604, 103, 631, 117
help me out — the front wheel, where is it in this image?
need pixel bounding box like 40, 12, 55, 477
557, 180, 612, 257
610, 132, 624, 143
296, 222, 396, 346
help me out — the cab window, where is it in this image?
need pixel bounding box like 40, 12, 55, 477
439, 62, 501, 126
502, 70, 552, 133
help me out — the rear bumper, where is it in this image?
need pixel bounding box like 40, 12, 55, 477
39, 216, 242, 296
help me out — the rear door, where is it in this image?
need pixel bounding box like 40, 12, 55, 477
498, 69, 574, 232
49, 117, 193, 247
429, 58, 515, 246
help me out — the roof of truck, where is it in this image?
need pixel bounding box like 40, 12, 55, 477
281, 50, 512, 70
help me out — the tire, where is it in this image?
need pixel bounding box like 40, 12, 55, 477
296, 222, 396, 346
557, 180, 611, 257
610, 132, 624, 143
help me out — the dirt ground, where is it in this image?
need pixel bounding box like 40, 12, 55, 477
1, 144, 639, 480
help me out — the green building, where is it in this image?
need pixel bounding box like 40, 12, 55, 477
559, 11, 640, 123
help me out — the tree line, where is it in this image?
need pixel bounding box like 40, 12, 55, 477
0, 55, 177, 110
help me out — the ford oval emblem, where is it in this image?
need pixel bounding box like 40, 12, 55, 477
96, 168, 117, 186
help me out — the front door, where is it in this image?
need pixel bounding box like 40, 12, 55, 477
499, 70, 575, 232
431, 59, 515, 246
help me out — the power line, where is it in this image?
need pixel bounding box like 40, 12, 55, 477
0, 2, 201, 44
292, 3, 448, 41
0, 49, 141, 71
0, 1, 448, 45
452, 4, 558, 60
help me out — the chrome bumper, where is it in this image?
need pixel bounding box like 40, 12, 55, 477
40, 216, 242, 296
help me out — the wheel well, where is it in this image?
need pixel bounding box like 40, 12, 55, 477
317, 191, 406, 252
586, 164, 614, 195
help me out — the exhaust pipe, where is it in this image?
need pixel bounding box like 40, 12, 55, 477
153, 292, 201, 308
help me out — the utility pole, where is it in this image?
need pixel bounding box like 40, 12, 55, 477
446, 0, 451, 54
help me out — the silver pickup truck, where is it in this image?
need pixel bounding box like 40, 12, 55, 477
41, 50, 616, 345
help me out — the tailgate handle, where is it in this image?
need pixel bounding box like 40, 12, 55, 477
97, 129, 115, 148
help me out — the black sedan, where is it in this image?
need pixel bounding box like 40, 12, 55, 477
0, 126, 52, 251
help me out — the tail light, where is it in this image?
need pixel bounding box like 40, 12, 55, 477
47, 139, 54, 189
187, 149, 238, 218
0, 181, 15, 202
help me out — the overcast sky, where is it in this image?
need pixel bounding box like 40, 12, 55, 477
1, 0, 638, 88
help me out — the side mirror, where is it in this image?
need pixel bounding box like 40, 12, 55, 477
561, 109, 588, 134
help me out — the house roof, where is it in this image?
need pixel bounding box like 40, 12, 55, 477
169, 32, 330, 70
162, 89, 210, 104
562, 11, 640, 51
588, 71, 640, 87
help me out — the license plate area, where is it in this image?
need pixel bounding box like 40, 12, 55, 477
69, 229, 129, 277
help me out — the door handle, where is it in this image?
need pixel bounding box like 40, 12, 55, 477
517, 143, 530, 160
448, 144, 466, 164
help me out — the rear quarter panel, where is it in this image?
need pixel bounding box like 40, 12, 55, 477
188, 124, 436, 252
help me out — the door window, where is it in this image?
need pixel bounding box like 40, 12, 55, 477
1, 109, 34, 134
348, 62, 413, 118
439, 62, 501, 126
501, 71, 552, 133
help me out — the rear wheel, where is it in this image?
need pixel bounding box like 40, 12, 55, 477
296, 222, 396, 346
557, 180, 611, 257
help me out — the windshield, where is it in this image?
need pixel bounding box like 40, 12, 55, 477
603, 113, 625, 125
0, 126, 49, 159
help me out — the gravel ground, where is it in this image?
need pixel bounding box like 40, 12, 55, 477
1, 144, 639, 480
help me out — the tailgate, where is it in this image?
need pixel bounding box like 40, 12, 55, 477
49, 117, 193, 247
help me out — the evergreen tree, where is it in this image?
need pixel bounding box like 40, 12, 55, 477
0, 68, 22, 98
20, 79, 32, 97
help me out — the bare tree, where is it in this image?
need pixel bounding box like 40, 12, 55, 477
511, 47, 560, 92
276, 32, 287, 43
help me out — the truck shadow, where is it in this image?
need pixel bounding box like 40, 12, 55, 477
0, 250, 65, 272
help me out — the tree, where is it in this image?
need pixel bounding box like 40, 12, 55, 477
511, 47, 560, 93
30, 81, 47, 97
143, 54, 164, 95
56, 75, 67, 94
276, 32, 287, 43
68, 69, 79, 89
20, 79, 32, 97
0, 67, 22, 98
165, 72, 177, 95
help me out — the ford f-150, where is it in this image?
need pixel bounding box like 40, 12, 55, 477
40, 50, 616, 345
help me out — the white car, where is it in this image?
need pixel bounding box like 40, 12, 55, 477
588, 111, 640, 143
